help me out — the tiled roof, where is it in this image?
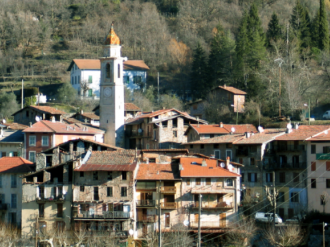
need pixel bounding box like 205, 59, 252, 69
275, 125, 330, 141
180, 157, 240, 177
123, 60, 149, 71
141, 149, 189, 153
188, 124, 257, 135
184, 134, 244, 144
235, 129, 285, 144
0, 157, 34, 173
125, 103, 141, 111
0, 130, 24, 143
12, 105, 66, 116
216, 85, 247, 95
3, 123, 29, 130
78, 112, 100, 120
68, 59, 148, 71
307, 131, 330, 141
136, 163, 179, 180
23, 120, 103, 134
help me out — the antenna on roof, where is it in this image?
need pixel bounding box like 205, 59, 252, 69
231, 127, 235, 134
220, 162, 226, 168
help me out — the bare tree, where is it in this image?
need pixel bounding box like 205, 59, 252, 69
0, 223, 22, 247
80, 79, 90, 97
224, 218, 257, 247
264, 225, 304, 247
320, 191, 330, 214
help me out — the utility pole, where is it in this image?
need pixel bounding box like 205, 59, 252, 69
273, 171, 276, 228
158, 181, 161, 247
37, 87, 40, 106
323, 222, 327, 247
198, 194, 202, 247
279, 65, 281, 118
236, 98, 239, 125
21, 78, 24, 109
157, 72, 160, 105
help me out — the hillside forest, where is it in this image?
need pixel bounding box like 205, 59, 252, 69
0, 0, 330, 124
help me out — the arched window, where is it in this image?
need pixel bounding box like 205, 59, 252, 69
118, 64, 120, 78
106, 63, 111, 78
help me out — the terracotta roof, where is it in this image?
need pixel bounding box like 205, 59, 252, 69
0, 157, 34, 173
12, 105, 66, 116
3, 122, 29, 130
216, 85, 246, 95
141, 149, 189, 153
104, 24, 120, 45
125, 103, 141, 111
275, 125, 330, 141
23, 120, 103, 134
184, 134, 244, 145
75, 150, 136, 172
307, 131, 330, 141
188, 124, 257, 135
123, 60, 149, 71
136, 163, 179, 180
180, 157, 240, 177
76, 112, 100, 120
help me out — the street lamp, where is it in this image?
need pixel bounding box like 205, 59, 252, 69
304, 99, 311, 125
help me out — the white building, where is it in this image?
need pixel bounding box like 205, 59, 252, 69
67, 59, 149, 98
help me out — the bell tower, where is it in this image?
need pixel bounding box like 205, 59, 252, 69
99, 24, 126, 147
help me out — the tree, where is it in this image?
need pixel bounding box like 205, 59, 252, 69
0, 92, 19, 119
24, 95, 37, 107
318, 0, 329, 51
264, 225, 304, 247
56, 83, 77, 104
190, 42, 207, 100
267, 13, 283, 48
224, 218, 257, 246
159, 94, 183, 110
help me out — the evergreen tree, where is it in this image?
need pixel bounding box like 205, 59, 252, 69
190, 43, 207, 100
311, 11, 320, 49
247, 3, 265, 40
266, 12, 282, 47
318, 0, 329, 51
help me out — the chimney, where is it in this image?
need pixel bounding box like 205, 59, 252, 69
179, 164, 183, 170
224, 84, 226, 88
29, 122, 32, 127
146, 158, 149, 164
66, 126, 69, 131
201, 159, 207, 167
226, 156, 230, 168
245, 132, 251, 138
60, 116, 63, 123
80, 109, 83, 114
51, 116, 55, 122
220, 122, 223, 128
286, 123, 292, 134
295, 123, 299, 130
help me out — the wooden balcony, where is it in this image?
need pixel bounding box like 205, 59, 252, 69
136, 200, 156, 207
190, 221, 226, 228
160, 186, 176, 194
192, 202, 234, 209
75, 211, 130, 219
137, 215, 157, 223
161, 202, 177, 209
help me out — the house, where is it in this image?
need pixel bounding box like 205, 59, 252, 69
72, 150, 137, 238
12, 105, 67, 126
184, 123, 257, 142
0, 123, 28, 158
67, 59, 150, 98
125, 108, 207, 150
189, 85, 246, 120
71, 111, 100, 127
92, 102, 142, 121
0, 157, 34, 228
23, 119, 104, 162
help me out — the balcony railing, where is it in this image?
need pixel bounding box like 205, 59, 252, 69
126, 130, 151, 138
76, 211, 130, 219
190, 221, 225, 228
267, 162, 307, 170
137, 215, 156, 222
192, 202, 233, 209
160, 186, 176, 194
161, 202, 177, 209
36, 195, 66, 202
0, 203, 8, 210
136, 200, 156, 207
274, 145, 305, 152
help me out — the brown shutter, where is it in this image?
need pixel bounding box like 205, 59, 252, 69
311, 162, 316, 171
326, 162, 330, 171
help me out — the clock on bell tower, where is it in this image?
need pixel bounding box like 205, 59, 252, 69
99, 24, 127, 147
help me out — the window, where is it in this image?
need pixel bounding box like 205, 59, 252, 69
29, 151, 36, 163
226, 179, 233, 186
206, 178, 211, 185
226, 150, 232, 160
248, 173, 257, 182
1, 152, 5, 157
277, 192, 285, 202
266, 173, 273, 183
13, 152, 18, 157
323, 146, 330, 154
107, 172, 112, 180
42, 136, 49, 146
94, 187, 99, 201
121, 187, 127, 197
279, 172, 285, 183
201, 144, 204, 149
173, 131, 177, 138
327, 179, 330, 188
39, 204, 45, 217
163, 121, 168, 128
106, 63, 111, 78
241, 173, 244, 182
80, 172, 84, 177
88, 75, 93, 84
311, 145, 316, 154
122, 171, 127, 180
57, 204, 63, 218
311, 179, 316, 188
133, 76, 142, 84
80, 186, 84, 192
9, 213, 16, 225
187, 179, 191, 185
107, 187, 113, 197
124, 76, 129, 84
250, 157, 255, 165
93, 171, 98, 180
26, 110, 29, 117
214, 150, 220, 159
29, 136, 36, 146
311, 162, 316, 171
78, 76, 80, 84
190, 144, 193, 149
71, 76, 73, 84
293, 173, 299, 183
11, 194, 17, 208
149, 158, 156, 163
153, 130, 157, 139
327, 162, 330, 171
290, 192, 299, 202
196, 178, 201, 185
11, 175, 17, 188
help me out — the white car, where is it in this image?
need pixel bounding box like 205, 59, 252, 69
255, 212, 283, 223
323, 111, 330, 119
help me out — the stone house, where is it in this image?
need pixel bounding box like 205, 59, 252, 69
12, 105, 66, 126
93, 103, 142, 121
189, 85, 246, 120
125, 108, 207, 150
71, 111, 100, 127
67, 59, 149, 97
0, 157, 34, 227
23, 120, 104, 162
184, 123, 257, 143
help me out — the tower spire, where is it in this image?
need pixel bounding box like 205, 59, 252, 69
104, 22, 120, 45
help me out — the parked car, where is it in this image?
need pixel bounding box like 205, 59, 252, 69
286, 214, 306, 223
323, 111, 330, 119
255, 212, 283, 223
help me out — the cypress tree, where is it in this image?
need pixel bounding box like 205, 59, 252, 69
311, 11, 320, 49
190, 43, 207, 100
247, 3, 265, 40
318, 0, 329, 51
266, 12, 282, 47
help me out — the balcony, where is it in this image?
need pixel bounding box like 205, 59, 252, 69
160, 186, 176, 194
76, 211, 130, 219
190, 221, 225, 228
192, 202, 234, 209
126, 130, 151, 138
137, 215, 157, 223
274, 145, 305, 152
0, 203, 8, 210
267, 162, 307, 170
136, 200, 156, 207
161, 202, 177, 209
36, 195, 66, 203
